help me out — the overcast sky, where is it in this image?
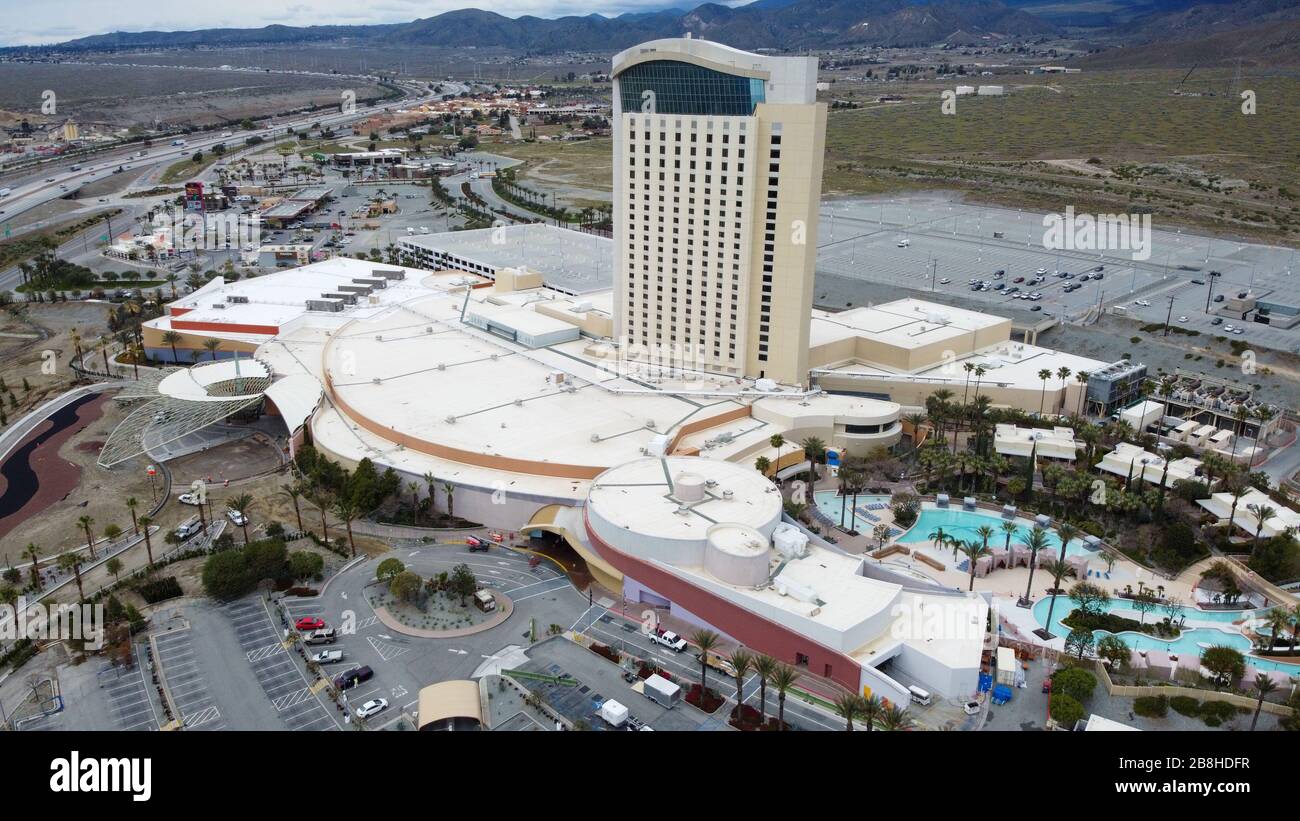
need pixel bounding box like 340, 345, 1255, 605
0, 0, 750, 47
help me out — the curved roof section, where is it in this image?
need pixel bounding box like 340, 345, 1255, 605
417, 680, 483, 731
611, 37, 817, 106
264, 374, 323, 435
157, 358, 271, 402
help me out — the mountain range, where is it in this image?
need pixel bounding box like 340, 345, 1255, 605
5, 0, 1299, 66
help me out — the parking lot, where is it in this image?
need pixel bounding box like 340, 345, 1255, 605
569, 607, 843, 731
816, 195, 1300, 352
153, 627, 227, 730
223, 598, 340, 731
95, 652, 161, 732
273, 541, 591, 728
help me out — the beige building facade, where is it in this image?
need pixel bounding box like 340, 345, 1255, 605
611, 38, 826, 387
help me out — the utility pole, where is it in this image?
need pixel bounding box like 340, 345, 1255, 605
1163, 295, 1176, 336
1204, 271, 1218, 313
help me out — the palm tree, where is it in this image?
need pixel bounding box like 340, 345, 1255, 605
1246, 503, 1276, 552
880, 704, 915, 731
1224, 475, 1249, 536
1054, 366, 1072, 416
860, 693, 884, 731
754, 455, 771, 476
928, 525, 948, 552
165, 272, 180, 300
23, 543, 42, 590
771, 664, 799, 731
332, 497, 359, 557
751, 654, 778, 725
423, 471, 438, 517
77, 515, 96, 559
957, 539, 992, 591
311, 491, 331, 544
138, 515, 155, 566
227, 492, 254, 544
161, 330, 183, 364
1000, 520, 1018, 552
1019, 526, 1051, 604
1250, 674, 1277, 731
1074, 371, 1090, 416
1037, 368, 1052, 416
833, 692, 865, 731
728, 648, 754, 715
800, 436, 827, 482
279, 484, 305, 533
691, 629, 720, 695
769, 433, 785, 471
442, 481, 456, 523
201, 337, 221, 361
125, 497, 140, 535
1041, 558, 1075, 637
1055, 521, 1079, 560
975, 524, 996, 554
58, 553, 85, 601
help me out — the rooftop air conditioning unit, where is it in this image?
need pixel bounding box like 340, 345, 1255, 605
375, 335, 383, 341
372, 377, 382, 384
444, 415, 456, 424
705, 479, 718, 488
514, 399, 523, 406
590, 434, 601, 443
645, 420, 656, 429
675, 505, 690, 515
722, 490, 734, 500
437, 363, 446, 371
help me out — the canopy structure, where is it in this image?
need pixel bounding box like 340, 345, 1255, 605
98, 358, 275, 468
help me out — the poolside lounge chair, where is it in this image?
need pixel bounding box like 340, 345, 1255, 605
1034, 514, 1051, 528
936, 494, 950, 508
963, 497, 977, 511
1001, 505, 1017, 519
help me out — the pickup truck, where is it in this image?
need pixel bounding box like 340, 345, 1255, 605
647, 629, 688, 652
311, 649, 344, 664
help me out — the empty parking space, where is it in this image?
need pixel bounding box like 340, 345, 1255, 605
223, 598, 339, 731
153, 628, 226, 730
95, 656, 159, 732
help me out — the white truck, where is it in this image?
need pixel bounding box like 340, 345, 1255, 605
311, 649, 344, 664
0, 188, 11, 199
648, 629, 687, 652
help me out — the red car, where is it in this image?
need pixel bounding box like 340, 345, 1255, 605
296, 617, 326, 631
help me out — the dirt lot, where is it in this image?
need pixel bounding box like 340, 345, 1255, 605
0, 301, 113, 420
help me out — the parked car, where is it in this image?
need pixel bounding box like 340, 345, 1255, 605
355, 698, 388, 719
963, 701, 981, 715
465, 535, 490, 552
295, 617, 325, 631
334, 665, 373, 690
311, 649, 344, 664
648, 629, 688, 652
177, 492, 202, 506
939, 277, 951, 285
227, 509, 248, 526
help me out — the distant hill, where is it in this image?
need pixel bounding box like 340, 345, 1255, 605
12, 0, 1056, 53
6, 0, 1298, 66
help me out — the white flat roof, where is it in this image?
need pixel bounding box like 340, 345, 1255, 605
811, 298, 1007, 352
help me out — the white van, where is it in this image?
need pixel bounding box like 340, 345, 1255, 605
908, 685, 932, 706
174, 517, 203, 541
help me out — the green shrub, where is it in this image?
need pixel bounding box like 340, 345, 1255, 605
1198, 700, 1238, 725
137, 576, 183, 604
1133, 695, 1168, 718
1169, 695, 1200, 716
1049, 693, 1085, 727
1052, 667, 1097, 703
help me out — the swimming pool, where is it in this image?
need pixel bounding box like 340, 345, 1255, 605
898, 507, 1092, 559
1030, 596, 1300, 674
812, 490, 890, 531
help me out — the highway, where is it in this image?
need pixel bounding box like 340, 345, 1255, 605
0, 79, 468, 234
0, 80, 469, 293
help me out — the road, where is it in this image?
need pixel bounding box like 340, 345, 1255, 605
0, 80, 467, 235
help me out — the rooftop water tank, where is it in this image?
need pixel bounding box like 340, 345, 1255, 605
704, 524, 771, 587
675, 472, 706, 502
